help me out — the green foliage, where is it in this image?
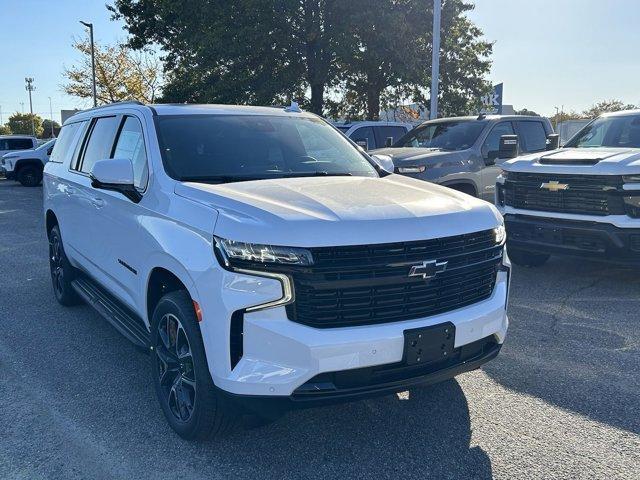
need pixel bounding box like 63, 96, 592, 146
0, 124, 11, 135
7, 113, 43, 137
41, 119, 61, 138
515, 108, 540, 116
109, 0, 493, 117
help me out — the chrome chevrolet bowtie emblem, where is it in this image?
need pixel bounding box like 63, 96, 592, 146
540, 180, 569, 192
408, 260, 448, 280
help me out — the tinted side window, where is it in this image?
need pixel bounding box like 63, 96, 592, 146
0, 140, 6, 150
78, 116, 119, 173
483, 122, 515, 153
7, 138, 34, 150
376, 126, 407, 147
350, 126, 376, 149
518, 121, 547, 152
113, 116, 149, 190
49, 122, 84, 164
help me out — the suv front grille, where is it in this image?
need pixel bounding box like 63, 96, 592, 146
504, 172, 625, 216
283, 230, 502, 328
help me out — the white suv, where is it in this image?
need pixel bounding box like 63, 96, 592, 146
497, 109, 640, 266
44, 101, 509, 440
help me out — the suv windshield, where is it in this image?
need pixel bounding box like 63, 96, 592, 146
565, 114, 640, 148
394, 120, 486, 151
155, 115, 378, 182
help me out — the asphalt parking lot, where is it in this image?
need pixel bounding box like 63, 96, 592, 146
0, 181, 638, 480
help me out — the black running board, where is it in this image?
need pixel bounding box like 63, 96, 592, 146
72, 276, 150, 350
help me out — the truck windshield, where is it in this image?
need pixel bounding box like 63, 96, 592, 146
155, 115, 379, 182
394, 120, 486, 151
564, 114, 640, 148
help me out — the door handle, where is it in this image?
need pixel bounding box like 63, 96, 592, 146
91, 197, 106, 208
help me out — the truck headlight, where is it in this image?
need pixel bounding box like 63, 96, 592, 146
493, 225, 506, 245
624, 195, 640, 218
214, 237, 314, 268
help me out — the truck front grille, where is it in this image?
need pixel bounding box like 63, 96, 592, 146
284, 230, 502, 328
504, 172, 625, 216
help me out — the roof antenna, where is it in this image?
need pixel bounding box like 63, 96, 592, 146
285, 100, 302, 113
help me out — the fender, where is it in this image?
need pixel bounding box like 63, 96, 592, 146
15, 158, 44, 172
440, 178, 479, 196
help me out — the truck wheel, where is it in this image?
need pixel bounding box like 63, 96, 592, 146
49, 225, 81, 306
507, 247, 550, 267
17, 165, 43, 187
150, 290, 236, 440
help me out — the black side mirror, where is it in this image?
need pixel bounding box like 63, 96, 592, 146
546, 133, 560, 150
498, 135, 519, 160
385, 136, 394, 147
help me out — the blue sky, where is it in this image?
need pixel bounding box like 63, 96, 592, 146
1, 0, 639, 123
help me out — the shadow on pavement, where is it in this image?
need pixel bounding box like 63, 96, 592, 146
483, 257, 640, 435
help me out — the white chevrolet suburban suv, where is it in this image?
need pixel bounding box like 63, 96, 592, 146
497, 109, 640, 267
44, 101, 509, 440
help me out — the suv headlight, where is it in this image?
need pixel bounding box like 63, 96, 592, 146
215, 237, 313, 268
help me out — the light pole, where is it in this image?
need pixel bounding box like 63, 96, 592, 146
25, 77, 35, 136
430, 0, 442, 120
80, 21, 97, 107
48, 96, 55, 137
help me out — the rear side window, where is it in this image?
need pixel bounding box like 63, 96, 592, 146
49, 122, 84, 164
350, 126, 376, 149
375, 126, 407, 147
113, 116, 149, 190
517, 121, 547, 152
77, 116, 119, 173
6, 138, 33, 150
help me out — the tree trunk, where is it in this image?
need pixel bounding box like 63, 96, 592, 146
366, 85, 381, 120
310, 83, 325, 115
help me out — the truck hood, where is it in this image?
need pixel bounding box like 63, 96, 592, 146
175, 175, 502, 247
372, 147, 454, 164
503, 147, 640, 175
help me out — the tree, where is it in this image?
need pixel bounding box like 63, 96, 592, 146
515, 108, 540, 116
41, 119, 61, 138
7, 113, 43, 137
582, 99, 636, 118
0, 124, 11, 135
63, 38, 163, 105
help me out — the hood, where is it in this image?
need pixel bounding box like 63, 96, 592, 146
503, 147, 640, 175
2, 149, 36, 160
372, 147, 455, 164
175, 175, 502, 247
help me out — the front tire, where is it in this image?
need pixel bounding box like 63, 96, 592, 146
150, 290, 236, 440
17, 165, 42, 187
507, 247, 550, 267
48, 225, 81, 306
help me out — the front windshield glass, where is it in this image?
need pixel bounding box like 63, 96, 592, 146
394, 120, 486, 151
565, 114, 640, 148
155, 115, 378, 182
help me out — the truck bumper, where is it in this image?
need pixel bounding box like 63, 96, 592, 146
505, 213, 640, 264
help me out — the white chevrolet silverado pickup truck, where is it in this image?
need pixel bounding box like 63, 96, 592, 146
497, 109, 640, 267
43, 101, 509, 440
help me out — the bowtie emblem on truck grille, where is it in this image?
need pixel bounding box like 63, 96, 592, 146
408, 260, 448, 281
540, 180, 569, 192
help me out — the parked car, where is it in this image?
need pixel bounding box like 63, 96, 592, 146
44, 101, 509, 440
372, 115, 555, 201
1, 138, 55, 186
0, 135, 38, 162
334, 121, 413, 150
497, 109, 640, 267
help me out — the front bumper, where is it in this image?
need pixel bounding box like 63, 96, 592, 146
505, 213, 640, 264
197, 267, 509, 399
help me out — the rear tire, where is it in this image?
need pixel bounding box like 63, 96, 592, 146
150, 290, 236, 440
507, 247, 550, 267
447, 183, 477, 197
17, 165, 42, 187
48, 225, 81, 306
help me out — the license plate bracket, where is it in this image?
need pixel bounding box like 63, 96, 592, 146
403, 322, 456, 366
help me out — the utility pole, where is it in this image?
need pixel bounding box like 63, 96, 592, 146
430, 0, 442, 120
48, 96, 55, 137
25, 77, 35, 136
80, 21, 97, 107
20, 102, 25, 114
